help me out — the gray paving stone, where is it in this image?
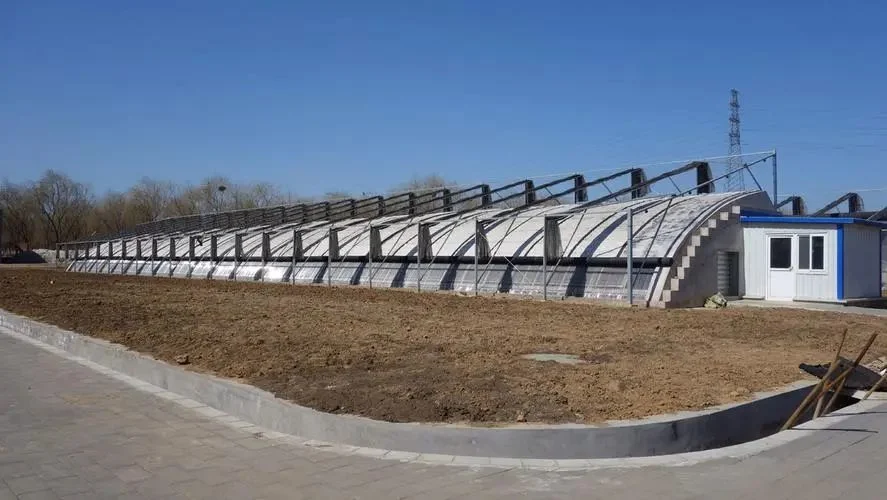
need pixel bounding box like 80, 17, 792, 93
113, 493, 149, 500
190, 467, 238, 487
0, 461, 39, 480
58, 493, 99, 500
199, 436, 239, 451
5, 327, 887, 500
75, 464, 115, 482
45, 476, 93, 496
170, 479, 214, 497
229, 468, 299, 489
181, 445, 227, 462
173, 456, 211, 473
5, 474, 50, 495
132, 478, 178, 498
35, 464, 76, 482
143, 466, 196, 486
199, 455, 251, 475
113, 466, 153, 483
17, 491, 61, 500
234, 436, 276, 450
89, 477, 135, 497
0, 484, 16, 500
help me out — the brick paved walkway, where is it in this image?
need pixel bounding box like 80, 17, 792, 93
2, 331, 886, 499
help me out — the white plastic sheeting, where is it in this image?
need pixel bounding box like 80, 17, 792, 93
68, 191, 762, 302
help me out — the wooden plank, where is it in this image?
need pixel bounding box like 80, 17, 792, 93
814, 329, 848, 418
782, 330, 852, 430
822, 333, 878, 415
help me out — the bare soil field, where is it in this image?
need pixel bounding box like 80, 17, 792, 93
0, 268, 884, 425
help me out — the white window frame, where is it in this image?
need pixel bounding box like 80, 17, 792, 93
797, 234, 827, 274
768, 235, 794, 270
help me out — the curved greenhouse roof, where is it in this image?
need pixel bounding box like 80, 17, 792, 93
68, 187, 774, 306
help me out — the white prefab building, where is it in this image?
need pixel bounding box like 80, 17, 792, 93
740, 216, 886, 303
882, 230, 887, 293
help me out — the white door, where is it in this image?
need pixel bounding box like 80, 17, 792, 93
767, 235, 795, 300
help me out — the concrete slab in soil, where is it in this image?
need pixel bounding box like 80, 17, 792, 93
520, 353, 586, 365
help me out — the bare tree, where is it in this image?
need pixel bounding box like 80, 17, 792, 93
0, 180, 41, 250
91, 191, 130, 235
184, 176, 232, 213
322, 191, 352, 202
128, 178, 177, 222
398, 174, 450, 193
246, 182, 285, 207
164, 183, 202, 217
179, 177, 288, 213
5, 169, 476, 246
33, 171, 92, 245
393, 174, 457, 211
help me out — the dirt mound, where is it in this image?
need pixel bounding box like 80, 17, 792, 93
1, 268, 884, 424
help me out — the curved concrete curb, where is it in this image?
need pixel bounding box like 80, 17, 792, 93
0, 309, 818, 460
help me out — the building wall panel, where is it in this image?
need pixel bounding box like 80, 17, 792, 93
741, 226, 767, 298
795, 272, 835, 301
742, 224, 838, 301
844, 225, 882, 298
882, 230, 886, 291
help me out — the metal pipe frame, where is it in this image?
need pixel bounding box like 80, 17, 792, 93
498, 169, 640, 217
673, 154, 775, 198
813, 193, 865, 216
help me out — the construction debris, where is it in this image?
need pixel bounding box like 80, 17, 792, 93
864, 356, 887, 374
704, 293, 728, 309
783, 331, 879, 430
799, 358, 883, 391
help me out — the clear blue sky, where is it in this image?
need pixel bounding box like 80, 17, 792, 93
1, 1, 885, 209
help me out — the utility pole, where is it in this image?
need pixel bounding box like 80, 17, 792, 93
726, 89, 745, 191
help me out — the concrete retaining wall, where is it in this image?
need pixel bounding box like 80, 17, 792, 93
0, 309, 812, 460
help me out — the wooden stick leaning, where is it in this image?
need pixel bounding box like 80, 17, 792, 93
781, 364, 839, 431
862, 368, 887, 401
821, 333, 878, 415
782, 330, 851, 431
821, 366, 859, 393
814, 329, 848, 418
784, 361, 861, 430
813, 385, 827, 418
806, 363, 869, 414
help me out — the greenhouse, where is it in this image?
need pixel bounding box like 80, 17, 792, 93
63, 158, 785, 306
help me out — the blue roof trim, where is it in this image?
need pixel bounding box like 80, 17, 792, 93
740, 216, 887, 228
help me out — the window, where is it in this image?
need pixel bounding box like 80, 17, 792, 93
798, 235, 825, 271
769, 237, 792, 269
812, 235, 824, 270
799, 236, 810, 269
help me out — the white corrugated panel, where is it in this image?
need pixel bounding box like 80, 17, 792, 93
844, 224, 882, 298
882, 230, 886, 291
795, 272, 835, 301
742, 224, 839, 301
742, 226, 767, 298
790, 227, 837, 301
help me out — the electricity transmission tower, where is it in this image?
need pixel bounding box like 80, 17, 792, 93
726, 89, 745, 191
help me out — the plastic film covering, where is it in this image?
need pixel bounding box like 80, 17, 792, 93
65, 191, 766, 303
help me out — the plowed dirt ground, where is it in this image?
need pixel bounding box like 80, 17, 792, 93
1, 267, 884, 424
